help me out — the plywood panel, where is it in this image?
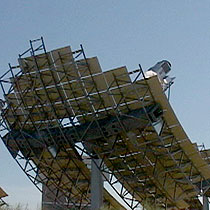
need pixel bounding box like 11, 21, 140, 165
11, 70, 61, 92
104, 66, 131, 88
18, 46, 73, 73
13, 57, 103, 97
147, 76, 210, 180
6, 77, 153, 128
77, 57, 102, 76
18, 52, 53, 73
51, 46, 73, 66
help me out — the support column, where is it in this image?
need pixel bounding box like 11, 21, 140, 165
203, 195, 209, 210
91, 159, 103, 210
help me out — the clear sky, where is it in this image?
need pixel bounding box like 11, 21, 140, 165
0, 1, 210, 209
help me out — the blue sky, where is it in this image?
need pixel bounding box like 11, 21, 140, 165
0, 1, 210, 209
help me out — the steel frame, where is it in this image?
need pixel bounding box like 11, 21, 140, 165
0, 38, 128, 210
0, 38, 93, 210
0, 38, 209, 210
71, 58, 206, 209
0, 199, 7, 207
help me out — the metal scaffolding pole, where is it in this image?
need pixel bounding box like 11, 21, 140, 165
91, 159, 103, 210
2, 38, 210, 210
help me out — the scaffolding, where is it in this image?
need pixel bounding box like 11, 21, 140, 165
1, 38, 210, 209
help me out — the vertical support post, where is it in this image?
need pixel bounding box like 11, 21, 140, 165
91, 159, 103, 210
203, 195, 209, 210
